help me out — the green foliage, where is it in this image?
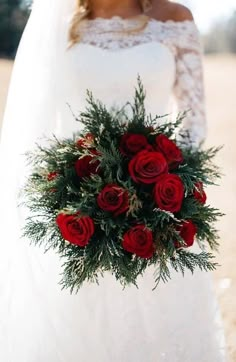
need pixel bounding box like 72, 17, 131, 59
21, 77, 224, 293
152, 249, 218, 291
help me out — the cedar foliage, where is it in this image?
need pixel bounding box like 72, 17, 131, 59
21, 77, 224, 293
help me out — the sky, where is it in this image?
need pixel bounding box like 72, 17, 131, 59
182, 0, 236, 32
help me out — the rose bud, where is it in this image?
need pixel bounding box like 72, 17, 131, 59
119, 133, 151, 157
47, 171, 59, 181
193, 182, 207, 205
154, 134, 183, 169
146, 126, 155, 132
89, 148, 102, 156
76, 133, 95, 148
75, 154, 100, 179
174, 220, 197, 248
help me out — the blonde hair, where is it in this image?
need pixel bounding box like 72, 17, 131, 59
68, 0, 152, 47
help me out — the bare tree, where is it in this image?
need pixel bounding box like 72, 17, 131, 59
204, 11, 236, 54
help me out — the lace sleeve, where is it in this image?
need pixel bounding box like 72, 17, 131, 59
172, 21, 207, 148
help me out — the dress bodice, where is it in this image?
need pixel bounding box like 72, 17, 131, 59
63, 41, 175, 122
57, 16, 207, 148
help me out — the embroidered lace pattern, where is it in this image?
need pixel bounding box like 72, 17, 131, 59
78, 16, 207, 147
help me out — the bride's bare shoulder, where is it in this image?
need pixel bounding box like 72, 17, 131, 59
148, 1, 194, 22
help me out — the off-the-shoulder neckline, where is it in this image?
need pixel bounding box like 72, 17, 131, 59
84, 14, 196, 26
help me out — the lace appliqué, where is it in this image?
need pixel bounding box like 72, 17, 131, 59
78, 17, 207, 148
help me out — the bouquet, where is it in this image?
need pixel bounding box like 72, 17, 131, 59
21, 78, 224, 293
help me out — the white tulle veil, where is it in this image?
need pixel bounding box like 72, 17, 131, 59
0, 0, 77, 235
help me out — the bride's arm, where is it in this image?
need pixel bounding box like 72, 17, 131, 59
172, 18, 207, 148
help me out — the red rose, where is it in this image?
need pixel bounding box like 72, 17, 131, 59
56, 212, 94, 246
122, 224, 155, 259
97, 184, 129, 216
47, 171, 59, 181
154, 134, 183, 169
193, 182, 207, 204
174, 220, 197, 248
128, 150, 168, 184
76, 133, 95, 148
153, 174, 184, 213
119, 133, 151, 157
75, 154, 100, 179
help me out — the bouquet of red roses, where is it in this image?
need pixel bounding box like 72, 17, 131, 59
21, 78, 223, 293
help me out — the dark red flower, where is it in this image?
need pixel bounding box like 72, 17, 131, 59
146, 126, 155, 132
122, 224, 156, 259
97, 184, 129, 216
89, 148, 101, 156
76, 133, 95, 148
75, 154, 100, 179
154, 134, 183, 169
153, 173, 184, 213
193, 182, 207, 204
56, 212, 94, 247
119, 133, 151, 157
128, 150, 168, 184
49, 188, 57, 193
47, 171, 59, 181
174, 220, 197, 248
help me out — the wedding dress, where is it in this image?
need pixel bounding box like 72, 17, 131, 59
0, 3, 227, 362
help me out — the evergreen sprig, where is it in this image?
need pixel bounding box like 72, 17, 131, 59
20, 76, 224, 293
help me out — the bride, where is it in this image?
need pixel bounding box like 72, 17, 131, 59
0, 0, 227, 361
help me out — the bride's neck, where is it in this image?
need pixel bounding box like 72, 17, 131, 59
88, 0, 143, 19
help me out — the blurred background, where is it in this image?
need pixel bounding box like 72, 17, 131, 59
0, 0, 236, 360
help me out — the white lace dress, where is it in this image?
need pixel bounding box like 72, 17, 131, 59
0, 16, 227, 362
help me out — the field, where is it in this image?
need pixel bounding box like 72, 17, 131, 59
0, 59, 12, 123
0, 55, 236, 360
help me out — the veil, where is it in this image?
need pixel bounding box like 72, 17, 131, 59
0, 0, 76, 149
0, 0, 76, 248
